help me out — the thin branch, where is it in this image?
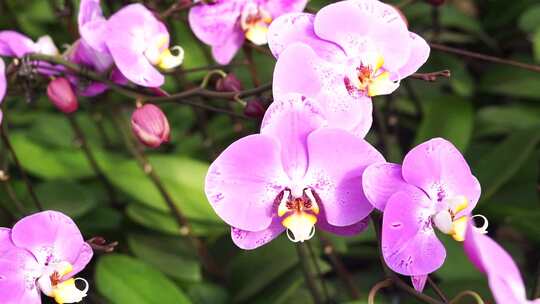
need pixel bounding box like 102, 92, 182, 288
160, 1, 198, 19
449, 290, 485, 304
411, 70, 451, 82
87, 237, 118, 253
67, 115, 118, 206
428, 276, 449, 303
110, 108, 220, 277
319, 235, 361, 299
306, 241, 330, 301
0, 126, 43, 211
430, 43, 540, 73
371, 213, 444, 304
368, 279, 393, 304
297, 242, 325, 304
242, 45, 261, 87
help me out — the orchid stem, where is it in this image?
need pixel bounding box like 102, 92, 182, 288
428, 276, 449, 303
368, 279, 393, 304
371, 213, 444, 304
242, 45, 261, 87
67, 114, 118, 207
297, 242, 325, 304
429, 43, 540, 73
319, 235, 361, 299
110, 108, 221, 278
0, 125, 43, 212
307, 241, 330, 301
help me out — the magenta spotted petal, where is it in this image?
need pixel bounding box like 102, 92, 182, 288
382, 187, 446, 276
10, 211, 91, 273
0, 58, 6, 104
0, 247, 41, 304
105, 4, 170, 87
464, 224, 540, 304
305, 128, 383, 226
206, 95, 381, 249
78, 0, 108, 53
362, 162, 408, 211
402, 138, 481, 215
272, 43, 373, 138
189, 0, 308, 65
231, 217, 285, 250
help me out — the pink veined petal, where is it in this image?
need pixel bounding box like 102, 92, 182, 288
362, 162, 408, 211
382, 187, 446, 276
268, 13, 345, 61
263, 0, 308, 17
464, 224, 528, 304
0, 31, 36, 57
0, 247, 41, 304
317, 210, 370, 236
105, 3, 168, 87
305, 128, 384, 226
402, 138, 481, 213
261, 93, 326, 180
0, 228, 15, 257
188, 0, 243, 47
231, 217, 285, 250
396, 32, 430, 79
11, 211, 85, 267
205, 134, 289, 232
67, 242, 93, 279
273, 43, 373, 138
78, 0, 108, 53
211, 28, 245, 65
314, 0, 411, 70
411, 275, 428, 292
0, 58, 6, 103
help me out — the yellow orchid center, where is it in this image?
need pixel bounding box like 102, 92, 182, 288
278, 189, 320, 242
344, 52, 400, 97
37, 261, 89, 304
143, 34, 184, 70
240, 4, 273, 45
432, 195, 474, 241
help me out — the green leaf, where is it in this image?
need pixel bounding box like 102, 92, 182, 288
9, 132, 94, 179
126, 204, 226, 237
473, 127, 540, 202
188, 283, 229, 304
479, 65, 540, 99
518, 4, 540, 32
127, 233, 202, 283
95, 254, 192, 304
533, 29, 540, 62
29, 180, 98, 218
99, 154, 223, 229
230, 237, 299, 302
476, 105, 540, 136
414, 95, 474, 152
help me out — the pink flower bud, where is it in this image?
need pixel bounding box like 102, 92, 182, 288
244, 99, 266, 118
47, 77, 78, 114
216, 74, 243, 92
131, 104, 171, 148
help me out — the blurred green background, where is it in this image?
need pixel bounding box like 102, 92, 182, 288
1, 0, 540, 303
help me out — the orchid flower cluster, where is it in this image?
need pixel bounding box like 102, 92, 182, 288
0, 211, 93, 304
202, 0, 538, 302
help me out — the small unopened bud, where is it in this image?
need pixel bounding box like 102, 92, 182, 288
425, 0, 445, 6
47, 77, 78, 114
131, 104, 170, 148
244, 99, 265, 118
216, 73, 243, 92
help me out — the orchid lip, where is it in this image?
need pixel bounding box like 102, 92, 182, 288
240, 4, 272, 45
278, 188, 320, 243
37, 261, 89, 304
343, 52, 400, 98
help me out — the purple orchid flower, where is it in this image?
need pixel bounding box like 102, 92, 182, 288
0, 58, 5, 125
267, 0, 429, 137
362, 138, 482, 291
105, 3, 184, 87
189, 0, 308, 65
0, 211, 93, 304
205, 93, 384, 249
464, 223, 540, 304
